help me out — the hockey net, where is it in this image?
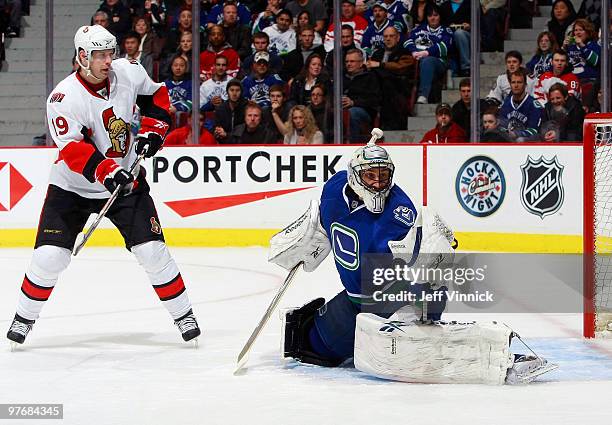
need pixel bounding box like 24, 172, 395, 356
584, 114, 612, 338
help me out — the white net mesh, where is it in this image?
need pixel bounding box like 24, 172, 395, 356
594, 124, 612, 333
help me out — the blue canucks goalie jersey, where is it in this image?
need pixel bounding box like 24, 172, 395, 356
318, 171, 418, 299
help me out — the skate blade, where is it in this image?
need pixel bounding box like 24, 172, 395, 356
519, 362, 559, 384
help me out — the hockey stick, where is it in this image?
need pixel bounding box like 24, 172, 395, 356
234, 262, 302, 375
72, 153, 146, 256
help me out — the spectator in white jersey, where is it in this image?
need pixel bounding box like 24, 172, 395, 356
486, 50, 535, 106
200, 55, 230, 112
263, 9, 297, 57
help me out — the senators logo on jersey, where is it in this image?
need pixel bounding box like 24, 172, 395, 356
101, 107, 130, 158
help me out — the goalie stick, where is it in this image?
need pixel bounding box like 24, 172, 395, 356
72, 153, 146, 256
234, 262, 302, 375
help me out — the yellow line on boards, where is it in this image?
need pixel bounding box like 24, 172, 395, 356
0, 229, 583, 253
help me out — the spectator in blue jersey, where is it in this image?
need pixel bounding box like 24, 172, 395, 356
404, 3, 453, 104
221, 1, 252, 60
364, 0, 410, 33
240, 31, 283, 78
564, 18, 600, 82
499, 69, 544, 142
164, 55, 193, 116
252, 0, 283, 34
526, 31, 558, 80
98, 0, 132, 42
343, 48, 382, 142
361, 2, 403, 59
281, 24, 326, 81
440, 0, 470, 77
540, 83, 585, 142
206, 0, 252, 28
242, 51, 286, 107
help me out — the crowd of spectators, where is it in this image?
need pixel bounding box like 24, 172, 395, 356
5, 0, 606, 144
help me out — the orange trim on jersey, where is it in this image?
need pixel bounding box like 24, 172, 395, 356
75, 71, 110, 100
59, 140, 97, 174
153, 274, 185, 301
21, 275, 54, 301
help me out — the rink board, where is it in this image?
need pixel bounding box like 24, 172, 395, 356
0, 144, 582, 252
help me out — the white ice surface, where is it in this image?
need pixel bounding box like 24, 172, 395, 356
1, 247, 612, 425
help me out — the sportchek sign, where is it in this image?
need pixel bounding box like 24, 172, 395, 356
0, 145, 582, 244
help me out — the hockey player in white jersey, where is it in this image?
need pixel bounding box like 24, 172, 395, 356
6, 25, 201, 346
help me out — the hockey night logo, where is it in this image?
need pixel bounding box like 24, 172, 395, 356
520, 156, 564, 219
455, 156, 506, 217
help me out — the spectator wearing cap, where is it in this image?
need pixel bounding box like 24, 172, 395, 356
281, 24, 327, 82
540, 82, 584, 142
121, 31, 154, 78
361, 2, 403, 58
364, 0, 410, 33
200, 55, 231, 112
240, 32, 283, 78
214, 79, 249, 142
420, 103, 467, 143
263, 9, 297, 57
98, 0, 132, 42
440, 0, 471, 78
366, 26, 414, 130
499, 69, 544, 142
200, 25, 241, 81
229, 102, 278, 144
286, 0, 328, 35
206, 0, 253, 28
405, 3, 453, 104
221, 1, 252, 61
343, 48, 382, 142
324, 0, 369, 52
242, 51, 286, 107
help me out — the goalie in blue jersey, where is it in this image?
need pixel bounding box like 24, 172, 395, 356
268, 129, 557, 384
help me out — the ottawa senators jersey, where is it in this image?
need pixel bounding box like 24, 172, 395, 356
46, 58, 170, 199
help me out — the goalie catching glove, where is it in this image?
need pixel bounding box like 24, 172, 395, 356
135, 116, 170, 158
269, 200, 331, 272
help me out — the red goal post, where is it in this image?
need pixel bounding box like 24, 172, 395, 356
583, 113, 612, 338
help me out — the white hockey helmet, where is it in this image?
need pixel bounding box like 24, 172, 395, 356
348, 141, 395, 213
74, 25, 117, 78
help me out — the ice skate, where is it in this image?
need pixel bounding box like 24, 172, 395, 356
7, 314, 35, 348
174, 309, 201, 344
505, 354, 559, 384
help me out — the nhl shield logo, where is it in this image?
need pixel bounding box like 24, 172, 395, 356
520, 156, 564, 219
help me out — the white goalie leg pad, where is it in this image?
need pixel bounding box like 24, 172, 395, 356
17, 245, 72, 321
354, 313, 514, 385
269, 199, 331, 272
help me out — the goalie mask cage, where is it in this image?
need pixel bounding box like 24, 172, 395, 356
584, 113, 612, 338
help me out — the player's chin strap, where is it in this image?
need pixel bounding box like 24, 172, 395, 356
75, 54, 104, 82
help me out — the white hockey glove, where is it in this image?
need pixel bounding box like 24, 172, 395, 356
269, 200, 331, 272
388, 206, 455, 288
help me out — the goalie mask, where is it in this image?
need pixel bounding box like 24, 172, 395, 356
74, 25, 117, 80
348, 142, 395, 213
